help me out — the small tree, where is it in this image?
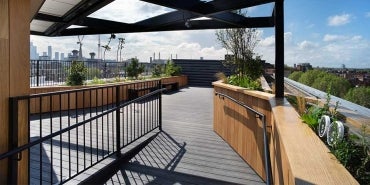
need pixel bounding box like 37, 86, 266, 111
66, 61, 87, 86
152, 64, 163, 77
215, 10, 261, 80
127, 58, 144, 79
164, 60, 181, 76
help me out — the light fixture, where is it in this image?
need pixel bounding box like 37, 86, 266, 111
185, 19, 191, 28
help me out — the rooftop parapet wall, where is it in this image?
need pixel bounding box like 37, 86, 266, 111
212, 81, 358, 185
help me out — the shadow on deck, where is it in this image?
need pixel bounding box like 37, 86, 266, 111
83, 87, 264, 185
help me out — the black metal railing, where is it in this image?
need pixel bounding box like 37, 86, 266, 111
214, 91, 273, 185
1, 80, 164, 184
30, 60, 154, 87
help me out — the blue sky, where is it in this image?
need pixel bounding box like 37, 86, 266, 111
30, 0, 370, 68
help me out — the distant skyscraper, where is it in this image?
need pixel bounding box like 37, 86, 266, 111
30, 42, 38, 60
55, 52, 59, 60
48, 46, 52, 60
61, 53, 65, 60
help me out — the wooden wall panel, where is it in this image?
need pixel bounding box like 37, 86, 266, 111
29, 76, 188, 114
0, 0, 30, 183
0, 0, 10, 182
213, 84, 271, 180
214, 81, 358, 185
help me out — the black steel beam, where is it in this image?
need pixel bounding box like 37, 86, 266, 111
141, 0, 275, 15
44, 0, 115, 36
33, 13, 65, 23
59, 17, 273, 36
275, 0, 284, 98
140, 0, 274, 27
80, 17, 142, 30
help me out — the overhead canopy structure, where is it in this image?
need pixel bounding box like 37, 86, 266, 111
30, 0, 284, 97
31, 0, 276, 36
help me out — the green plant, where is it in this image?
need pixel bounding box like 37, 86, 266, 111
152, 64, 163, 77
89, 76, 105, 85
87, 67, 101, 79
330, 125, 370, 184
215, 72, 227, 83
227, 75, 262, 90
66, 61, 87, 86
127, 58, 144, 79
164, 60, 181, 76
301, 105, 324, 130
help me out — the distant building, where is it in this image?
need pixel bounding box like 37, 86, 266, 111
225, 54, 234, 61
295, 63, 312, 72
48, 46, 52, 60
150, 52, 167, 64
61, 53, 65, 60
54, 52, 59, 60
30, 42, 39, 60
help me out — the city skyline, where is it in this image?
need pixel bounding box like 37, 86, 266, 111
30, 0, 370, 68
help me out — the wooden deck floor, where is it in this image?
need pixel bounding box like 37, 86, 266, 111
29, 87, 264, 185
98, 87, 264, 185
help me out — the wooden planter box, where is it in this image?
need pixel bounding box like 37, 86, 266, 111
29, 75, 187, 114
213, 81, 358, 185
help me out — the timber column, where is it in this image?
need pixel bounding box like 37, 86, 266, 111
0, 0, 30, 184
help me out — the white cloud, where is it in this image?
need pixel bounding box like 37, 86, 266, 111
327, 14, 351, 26
259, 36, 275, 47
323, 34, 346, 42
298, 40, 317, 50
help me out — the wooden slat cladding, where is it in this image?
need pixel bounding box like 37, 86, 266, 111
213, 82, 273, 181
0, 0, 30, 183
29, 76, 188, 114
213, 81, 359, 185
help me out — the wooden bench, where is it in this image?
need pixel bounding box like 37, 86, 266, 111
162, 82, 179, 93
128, 86, 157, 100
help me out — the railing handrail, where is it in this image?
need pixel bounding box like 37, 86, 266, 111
0, 88, 166, 161
215, 91, 272, 185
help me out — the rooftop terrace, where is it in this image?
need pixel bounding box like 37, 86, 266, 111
28, 87, 265, 184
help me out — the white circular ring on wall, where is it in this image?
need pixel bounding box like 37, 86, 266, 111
327, 121, 345, 146
318, 115, 331, 138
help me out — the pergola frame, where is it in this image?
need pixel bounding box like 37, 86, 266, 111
31, 0, 284, 97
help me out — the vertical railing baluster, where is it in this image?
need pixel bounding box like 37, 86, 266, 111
115, 85, 121, 157
39, 97, 42, 184
36, 60, 40, 87
83, 90, 86, 169
68, 92, 71, 178
59, 93, 63, 183
159, 80, 162, 131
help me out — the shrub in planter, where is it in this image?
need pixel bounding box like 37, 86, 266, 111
296, 92, 370, 184
127, 58, 144, 79
66, 61, 87, 86
152, 64, 163, 77
164, 60, 181, 76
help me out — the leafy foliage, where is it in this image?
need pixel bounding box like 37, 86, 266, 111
301, 106, 325, 131
66, 61, 87, 86
164, 60, 181, 76
298, 69, 327, 86
294, 69, 352, 98
227, 75, 262, 90
215, 10, 263, 83
330, 126, 370, 185
294, 90, 370, 184
345, 87, 370, 108
126, 58, 144, 79
86, 67, 101, 79
89, 76, 105, 84
288, 71, 304, 81
152, 64, 163, 77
